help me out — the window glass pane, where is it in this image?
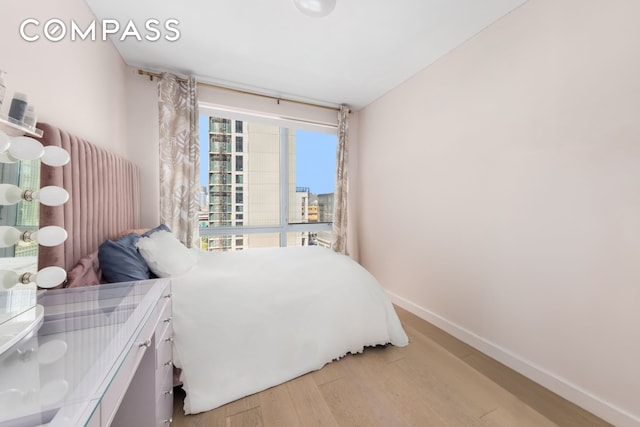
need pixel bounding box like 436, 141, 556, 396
289, 130, 337, 224
245, 123, 280, 226
246, 232, 279, 249
201, 233, 280, 252
314, 230, 334, 248
286, 231, 332, 248
198, 111, 335, 252
3, 159, 40, 257
200, 115, 280, 231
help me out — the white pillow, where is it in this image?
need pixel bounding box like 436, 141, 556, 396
136, 230, 198, 277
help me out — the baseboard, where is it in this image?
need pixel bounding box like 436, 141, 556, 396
386, 290, 640, 427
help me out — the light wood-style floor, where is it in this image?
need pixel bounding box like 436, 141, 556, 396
172, 306, 611, 427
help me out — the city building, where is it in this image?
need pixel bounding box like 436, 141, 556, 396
314, 193, 335, 248
316, 192, 334, 224
205, 117, 300, 251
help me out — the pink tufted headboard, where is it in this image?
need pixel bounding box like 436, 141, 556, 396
36, 123, 140, 273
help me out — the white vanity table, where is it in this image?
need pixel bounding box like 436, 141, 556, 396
0, 278, 173, 427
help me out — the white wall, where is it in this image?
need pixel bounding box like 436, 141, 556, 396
125, 67, 160, 227
357, 0, 640, 425
1, 1, 162, 227
0, 0, 128, 154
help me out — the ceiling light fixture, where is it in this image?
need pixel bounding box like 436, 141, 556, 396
293, 0, 336, 17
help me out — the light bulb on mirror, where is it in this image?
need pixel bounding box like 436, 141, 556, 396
24, 226, 68, 246
21, 266, 67, 289
0, 270, 20, 290
0, 226, 21, 248
0, 267, 67, 290
0, 131, 70, 165
0, 183, 22, 205
25, 186, 69, 206
0, 225, 67, 248
0, 267, 67, 289
0, 184, 69, 206
42, 146, 70, 167
7, 136, 44, 162
0, 134, 44, 163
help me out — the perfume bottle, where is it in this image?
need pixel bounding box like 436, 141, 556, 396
23, 105, 37, 130
8, 92, 27, 124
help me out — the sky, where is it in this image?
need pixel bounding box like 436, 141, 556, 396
294, 129, 337, 194
199, 115, 337, 195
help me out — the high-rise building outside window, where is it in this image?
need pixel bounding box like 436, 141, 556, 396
198, 109, 337, 252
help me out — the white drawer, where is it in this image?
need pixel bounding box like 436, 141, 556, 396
100, 314, 156, 426
155, 299, 172, 343
102, 291, 164, 425
156, 355, 173, 391
156, 386, 174, 426
156, 335, 173, 369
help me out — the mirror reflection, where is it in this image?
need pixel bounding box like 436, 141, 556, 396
0, 159, 39, 256
0, 155, 39, 325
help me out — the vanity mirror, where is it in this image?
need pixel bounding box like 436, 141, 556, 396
0, 122, 70, 356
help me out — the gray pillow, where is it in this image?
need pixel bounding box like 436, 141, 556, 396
98, 233, 151, 283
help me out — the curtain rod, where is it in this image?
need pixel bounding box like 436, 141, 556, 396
137, 69, 343, 113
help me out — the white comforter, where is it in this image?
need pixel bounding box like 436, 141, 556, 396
171, 246, 409, 414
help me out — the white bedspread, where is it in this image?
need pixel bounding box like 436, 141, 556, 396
171, 246, 408, 414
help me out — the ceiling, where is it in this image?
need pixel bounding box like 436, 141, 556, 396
85, 0, 527, 110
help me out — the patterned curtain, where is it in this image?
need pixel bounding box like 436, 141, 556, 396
332, 105, 350, 255
158, 73, 199, 247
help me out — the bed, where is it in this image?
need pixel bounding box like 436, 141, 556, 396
36, 123, 409, 414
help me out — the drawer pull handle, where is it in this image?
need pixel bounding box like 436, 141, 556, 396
164, 389, 173, 396
165, 336, 174, 343
162, 417, 173, 424
163, 317, 172, 323
163, 293, 172, 299
138, 339, 151, 348
164, 360, 173, 366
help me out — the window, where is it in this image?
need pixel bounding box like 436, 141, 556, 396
198, 110, 337, 251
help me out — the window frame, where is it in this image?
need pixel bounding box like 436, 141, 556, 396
199, 107, 334, 248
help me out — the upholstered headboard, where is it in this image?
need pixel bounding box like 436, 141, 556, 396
37, 123, 141, 273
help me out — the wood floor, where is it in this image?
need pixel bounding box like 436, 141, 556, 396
172, 306, 611, 427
